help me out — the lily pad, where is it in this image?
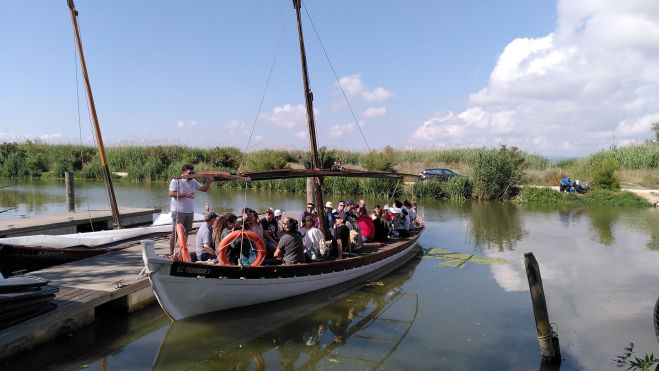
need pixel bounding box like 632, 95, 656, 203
424, 247, 506, 267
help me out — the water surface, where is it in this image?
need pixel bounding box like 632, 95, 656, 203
1, 180, 658, 370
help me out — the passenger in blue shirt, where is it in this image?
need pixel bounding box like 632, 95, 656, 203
559, 177, 572, 193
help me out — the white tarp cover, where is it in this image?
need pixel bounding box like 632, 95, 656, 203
0, 219, 203, 249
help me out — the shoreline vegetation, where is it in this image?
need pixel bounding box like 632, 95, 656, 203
1, 141, 657, 206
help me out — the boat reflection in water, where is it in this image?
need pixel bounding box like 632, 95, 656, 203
152, 258, 420, 370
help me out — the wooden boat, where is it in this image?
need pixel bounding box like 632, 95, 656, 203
0, 226, 176, 275
141, 0, 422, 320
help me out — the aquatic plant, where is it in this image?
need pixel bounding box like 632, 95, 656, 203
423, 247, 507, 267
614, 343, 658, 371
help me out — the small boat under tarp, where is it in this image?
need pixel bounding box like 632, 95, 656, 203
0, 275, 59, 330
0, 220, 203, 275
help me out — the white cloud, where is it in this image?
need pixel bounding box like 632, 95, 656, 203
336, 75, 393, 103
328, 123, 355, 139
295, 130, 307, 139
363, 107, 387, 118
176, 120, 197, 129
412, 0, 659, 156
226, 119, 246, 134
0, 131, 64, 143
261, 104, 311, 128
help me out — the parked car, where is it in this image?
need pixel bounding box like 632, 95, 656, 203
419, 168, 462, 181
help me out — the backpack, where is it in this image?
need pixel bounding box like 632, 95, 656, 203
345, 217, 363, 251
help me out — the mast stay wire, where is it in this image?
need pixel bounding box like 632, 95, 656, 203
71, 13, 99, 232
302, 2, 371, 152
236, 2, 292, 252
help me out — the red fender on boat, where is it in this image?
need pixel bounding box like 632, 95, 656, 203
176, 223, 192, 263
217, 230, 266, 266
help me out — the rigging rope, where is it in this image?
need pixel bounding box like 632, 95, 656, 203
302, 2, 371, 152
71, 15, 97, 232
236, 2, 293, 255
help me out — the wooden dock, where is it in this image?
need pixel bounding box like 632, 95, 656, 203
0, 236, 172, 360
0, 208, 160, 238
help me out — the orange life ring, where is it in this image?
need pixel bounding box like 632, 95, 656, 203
217, 230, 266, 266
176, 223, 192, 263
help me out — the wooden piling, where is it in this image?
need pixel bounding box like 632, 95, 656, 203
65, 171, 75, 212
524, 252, 561, 366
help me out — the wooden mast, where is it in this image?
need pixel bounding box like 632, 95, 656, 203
67, 0, 122, 229
292, 0, 328, 238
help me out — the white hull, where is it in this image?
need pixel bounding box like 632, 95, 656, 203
141, 236, 420, 320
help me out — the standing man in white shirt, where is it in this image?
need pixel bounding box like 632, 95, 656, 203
169, 164, 212, 255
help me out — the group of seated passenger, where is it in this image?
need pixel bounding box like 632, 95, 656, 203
193, 198, 422, 266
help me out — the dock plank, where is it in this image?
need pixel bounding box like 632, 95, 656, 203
0, 236, 172, 360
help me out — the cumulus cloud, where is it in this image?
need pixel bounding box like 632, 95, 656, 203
328, 122, 355, 139
261, 104, 312, 128
226, 119, 246, 135
363, 107, 387, 118
336, 75, 393, 102
0, 131, 64, 143
176, 120, 197, 129
412, 0, 659, 156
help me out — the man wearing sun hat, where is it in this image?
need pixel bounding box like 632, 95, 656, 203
324, 201, 335, 238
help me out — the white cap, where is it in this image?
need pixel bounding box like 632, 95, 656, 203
274, 209, 284, 217
325, 201, 333, 208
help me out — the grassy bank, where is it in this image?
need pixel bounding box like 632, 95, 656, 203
515, 187, 651, 207
1, 141, 656, 203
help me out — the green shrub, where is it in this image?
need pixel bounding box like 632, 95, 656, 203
359, 146, 397, 171
0, 152, 28, 177
442, 176, 473, 201
204, 147, 241, 170
581, 190, 649, 207
410, 179, 446, 199
80, 157, 103, 179
516, 187, 563, 204
592, 158, 620, 191
470, 146, 525, 200
242, 150, 289, 171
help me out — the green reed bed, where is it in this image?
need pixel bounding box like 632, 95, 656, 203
516, 187, 650, 207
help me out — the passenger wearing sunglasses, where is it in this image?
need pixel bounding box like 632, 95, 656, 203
168, 164, 212, 255
299, 202, 318, 228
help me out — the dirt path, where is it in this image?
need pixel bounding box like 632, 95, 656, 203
625, 189, 659, 205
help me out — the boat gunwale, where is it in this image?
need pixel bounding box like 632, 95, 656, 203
162, 229, 422, 280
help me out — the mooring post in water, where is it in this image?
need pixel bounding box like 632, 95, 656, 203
65, 171, 75, 212
524, 252, 561, 366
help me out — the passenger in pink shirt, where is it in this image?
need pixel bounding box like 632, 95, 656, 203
356, 207, 375, 243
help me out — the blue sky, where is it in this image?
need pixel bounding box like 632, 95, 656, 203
1, 1, 657, 157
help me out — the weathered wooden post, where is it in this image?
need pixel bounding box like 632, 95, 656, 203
65, 171, 75, 212
524, 252, 561, 366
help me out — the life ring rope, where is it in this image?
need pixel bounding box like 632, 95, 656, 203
217, 230, 266, 267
